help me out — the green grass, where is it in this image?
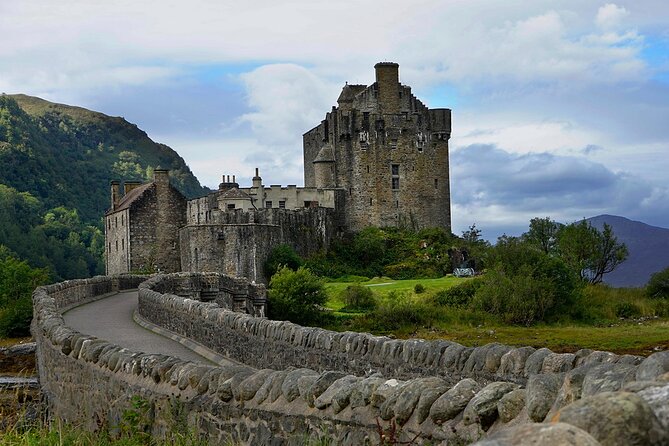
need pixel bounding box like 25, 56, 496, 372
321, 277, 669, 356
324, 275, 465, 311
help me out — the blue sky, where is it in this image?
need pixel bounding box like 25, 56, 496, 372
1, 1, 668, 240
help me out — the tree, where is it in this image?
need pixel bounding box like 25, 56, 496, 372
556, 220, 628, 284
524, 217, 561, 254
268, 266, 328, 325
647, 267, 669, 299
264, 244, 303, 280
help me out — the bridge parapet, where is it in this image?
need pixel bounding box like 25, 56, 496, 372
32, 276, 669, 445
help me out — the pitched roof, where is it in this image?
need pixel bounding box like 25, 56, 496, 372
220, 187, 252, 200
107, 183, 154, 215
313, 144, 335, 163
337, 84, 366, 103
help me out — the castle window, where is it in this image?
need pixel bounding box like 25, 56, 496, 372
115, 240, 118, 252
265, 201, 272, 208
121, 214, 124, 226
279, 200, 286, 209
108, 242, 111, 252
369, 198, 373, 206
227, 204, 235, 210
362, 112, 370, 131
391, 164, 400, 190
115, 216, 118, 228
434, 179, 438, 189
367, 165, 370, 173
121, 239, 124, 250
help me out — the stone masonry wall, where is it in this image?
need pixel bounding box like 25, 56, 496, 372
180, 207, 343, 283
34, 276, 669, 445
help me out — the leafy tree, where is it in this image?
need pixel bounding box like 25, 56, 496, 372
264, 244, 303, 280
647, 267, 669, 299
524, 217, 561, 254
268, 266, 327, 325
556, 220, 628, 284
458, 223, 490, 271
0, 246, 49, 337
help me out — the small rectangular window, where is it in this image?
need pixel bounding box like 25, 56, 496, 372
279, 200, 286, 209
391, 164, 399, 175
265, 201, 272, 208
434, 179, 438, 189
121, 239, 124, 250
227, 204, 236, 210
392, 178, 400, 189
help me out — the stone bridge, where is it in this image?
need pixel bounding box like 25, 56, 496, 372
33, 274, 669, 445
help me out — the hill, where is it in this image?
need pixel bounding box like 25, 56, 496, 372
587, 214, 669, 287
0, 94, 208, 222
0, 94, 209, 280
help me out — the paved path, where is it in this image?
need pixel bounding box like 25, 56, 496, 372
63, 290, 216, 365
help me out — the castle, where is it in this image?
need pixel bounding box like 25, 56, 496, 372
105, 63, 452, 282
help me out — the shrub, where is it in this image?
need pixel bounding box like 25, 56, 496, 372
434, 278, 482, 307
365, 293, 435, 331
340, 285, 376, 311
268, 266, 327, 325
472, 257, 580, 326
0, 296, 32, 337
647, 267, 669, 299
264, 244, 302, 280
414, 283, 425, 294
615, 301, 642, 319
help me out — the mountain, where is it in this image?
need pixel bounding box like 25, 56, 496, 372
0, 94, 209, 280
587, 214, 669, 288
0, 94, 208, 222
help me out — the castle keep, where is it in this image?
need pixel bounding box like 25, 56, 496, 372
105, 63, 451, 281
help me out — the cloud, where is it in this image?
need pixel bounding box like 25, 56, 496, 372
451, 144, 669, 239
596, 4, 630, 30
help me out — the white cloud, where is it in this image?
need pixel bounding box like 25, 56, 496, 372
596, 3, 630, 30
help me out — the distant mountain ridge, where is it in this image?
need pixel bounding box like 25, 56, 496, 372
0, 94, 208, 222
586, 214, 669, 287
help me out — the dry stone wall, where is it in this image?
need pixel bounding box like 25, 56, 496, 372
34, 275, 669, 445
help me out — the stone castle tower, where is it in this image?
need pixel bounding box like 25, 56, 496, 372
303, 62, 451, 231
105, 63, 452, 279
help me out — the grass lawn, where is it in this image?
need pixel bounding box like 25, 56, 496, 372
323, 276, 669, 356
324, 275, 465, 311
414, 321, 669, 356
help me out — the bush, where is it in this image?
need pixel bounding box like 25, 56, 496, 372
414, 283, 425, 294
363, 292, 435, 331
615, 301, 642, 319
268, 266, 327, 325
647, 267, 669, 299
0, 297, 33, 338
434, 278, 482, 308
472, 257, 580, 326
340, 285, 376, 311
264, 244, 303, 280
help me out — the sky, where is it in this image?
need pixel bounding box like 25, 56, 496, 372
1, 0, 668, 240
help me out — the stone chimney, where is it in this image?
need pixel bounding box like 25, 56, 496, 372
374, 62, 400, 114
123, 181, 143, 195
252, 168, 262, 189
153, 169, 169, 186
110, 180, 120, 210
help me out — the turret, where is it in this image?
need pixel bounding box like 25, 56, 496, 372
375, 62, 400, 114
313, 145, 336, 188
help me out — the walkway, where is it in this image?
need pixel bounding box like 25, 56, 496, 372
63, 290, 217, 365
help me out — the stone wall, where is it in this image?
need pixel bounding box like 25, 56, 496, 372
303, 63, 451, 232
180, 207, 343, 283
34, 276, 669, 445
